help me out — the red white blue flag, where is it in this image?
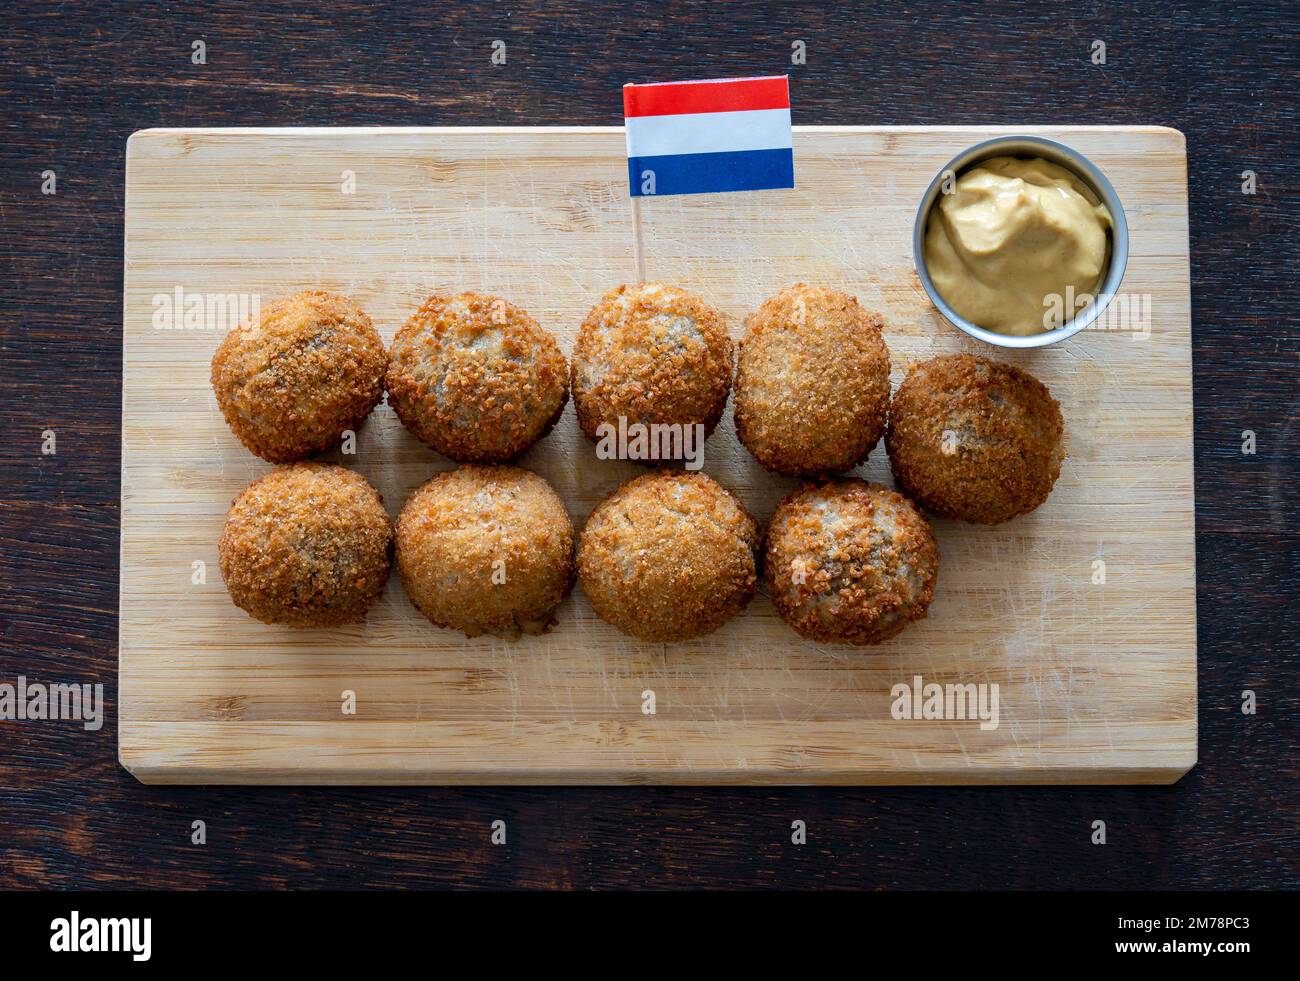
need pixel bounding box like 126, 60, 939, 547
623, 76, 794, 197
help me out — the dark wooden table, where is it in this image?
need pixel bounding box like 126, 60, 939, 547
1, 0, 1295, 890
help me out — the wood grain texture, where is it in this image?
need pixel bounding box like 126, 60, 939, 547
0, 0, 1295, 888
118, 126, 1195, 785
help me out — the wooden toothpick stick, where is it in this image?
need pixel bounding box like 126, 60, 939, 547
630, 195, 647, 284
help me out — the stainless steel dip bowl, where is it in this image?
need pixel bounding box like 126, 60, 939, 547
913, 135, 1130, 349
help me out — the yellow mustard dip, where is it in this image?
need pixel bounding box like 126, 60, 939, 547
924, 156, 1113, 336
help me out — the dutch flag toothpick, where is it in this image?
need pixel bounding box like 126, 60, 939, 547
623, 76, 795, 197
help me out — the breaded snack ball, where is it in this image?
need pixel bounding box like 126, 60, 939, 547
396, 465, 575, 637
211, 290, 386, 463
571, 283, 733, 453
218, 464, 393, 627
577, 470, 759, 642
765, 480, 939, 645
386, 293, 568, 463
735, 284, 892, 476
886, 354, 1065, 524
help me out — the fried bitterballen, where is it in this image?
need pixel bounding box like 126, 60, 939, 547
395, 465, 575, 638
765, 480, 939, 645
735, 284, 891, 476
577, 470, 758, 642
211, 290, 386, 463
886, 353, 1065, 524
218, 464, 393, 627
386, 293, 568, 463
571, 283, 733, 457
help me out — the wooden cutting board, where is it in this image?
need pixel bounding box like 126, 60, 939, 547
119, 126, 1195, 785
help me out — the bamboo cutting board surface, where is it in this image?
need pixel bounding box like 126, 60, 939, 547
119, 126, 1195, 785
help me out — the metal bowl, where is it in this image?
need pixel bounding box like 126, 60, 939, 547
912, 135, 1129, 349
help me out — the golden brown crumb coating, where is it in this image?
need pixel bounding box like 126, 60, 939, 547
765, 480, 939, 645
211, 290, 386, 463
577, 470, 758, 642
735, 284, 892, 476
218, 464, 393, 627
571, 283, 733, 454
395, 465, 575, 638
385, 293, 568, 463
886, 354, 1065, 524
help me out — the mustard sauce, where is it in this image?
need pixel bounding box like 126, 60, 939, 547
924, 156, 1113, 336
